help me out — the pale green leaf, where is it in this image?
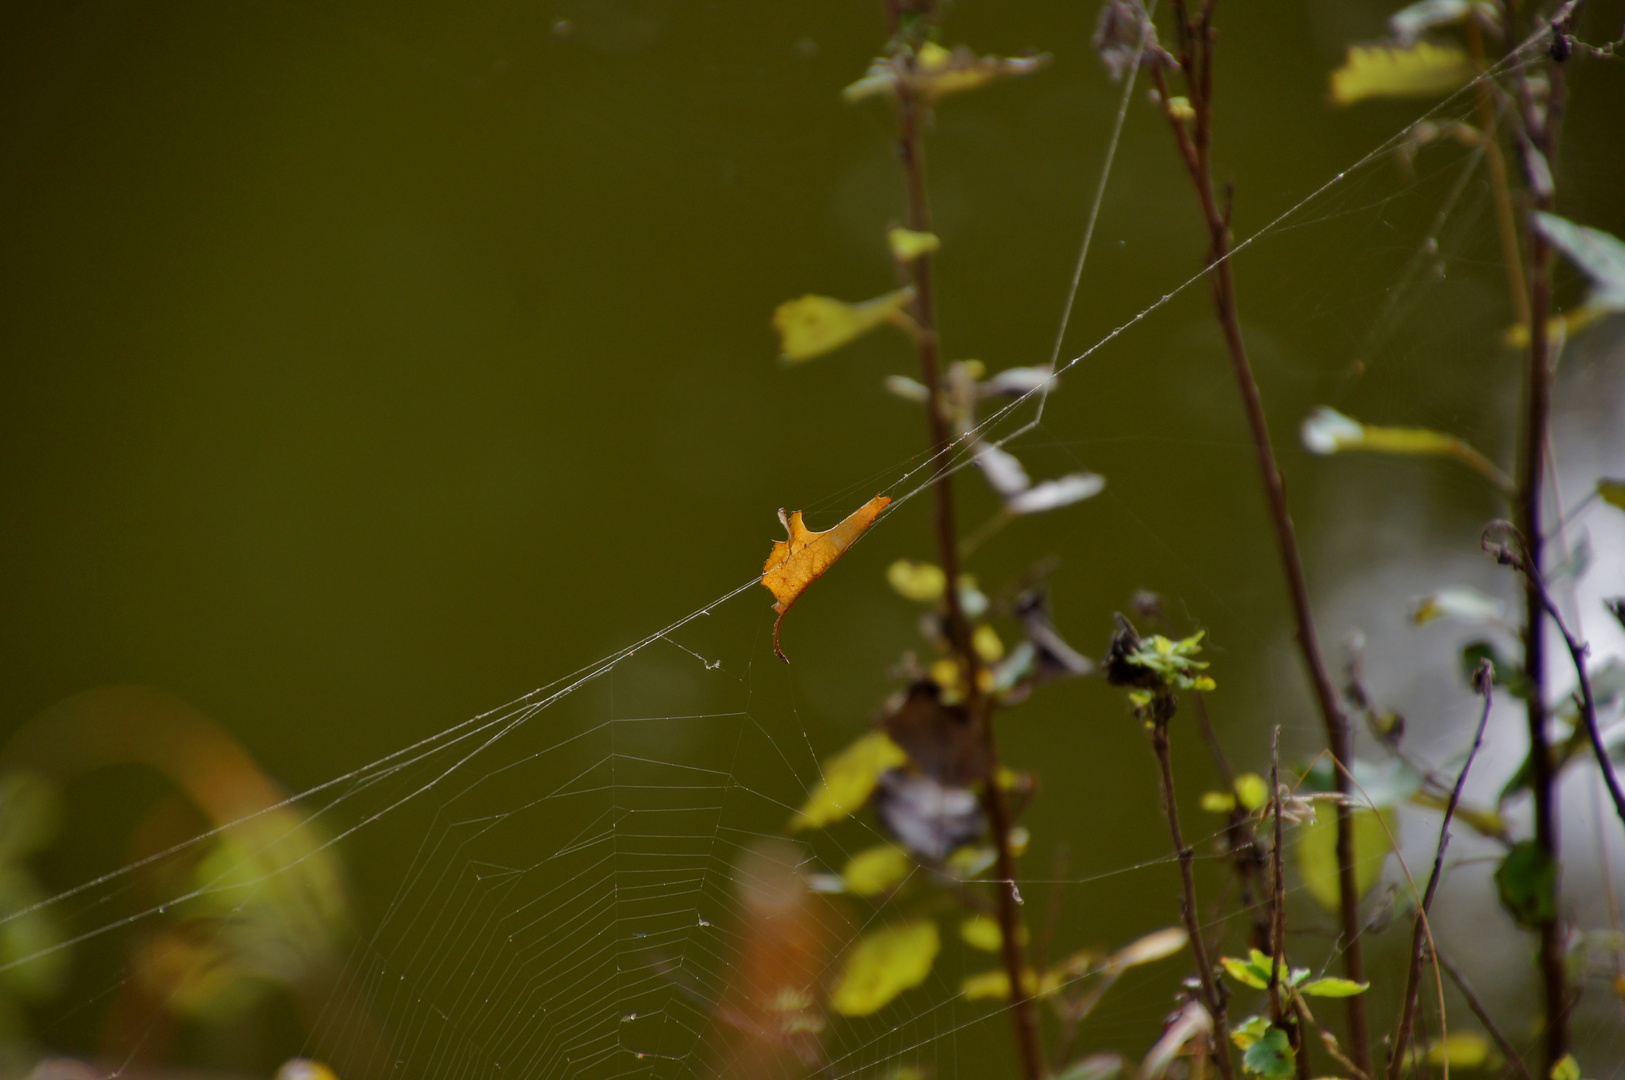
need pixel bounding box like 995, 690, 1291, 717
1550, 1054, 1581, 1080
1298, 976, 1370, 997
1231, 1016, 1270, 1050
1298, 807, 1396, 912
1301, 406, 1511, 493
1242, 1027, 1295, 1079
830, 919, 940, 1016
1412, 587, 1505, 626
1221, 955, 1269, 990
1109, 927, 1187, 969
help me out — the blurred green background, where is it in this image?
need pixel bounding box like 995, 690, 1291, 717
3, 0, 1624, 1076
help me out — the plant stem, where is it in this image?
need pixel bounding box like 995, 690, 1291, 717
1150, 5, 1368, 1064
1503, 5, 1575, 1063
889, 29, 1046, 1080
1149, 695, 1236, 1080
1195, 694, 1273, 952
1387, 666, 1493, 1080
1433, 948, 1535, 1080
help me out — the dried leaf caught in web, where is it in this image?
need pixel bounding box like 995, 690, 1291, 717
882, 680, 987, 787
975, 444, 1033, 499
1093, 0, 1170, 81
773, 289, 915, 363
1009, 474, 1105, 514
791, 730, 908, 831
1330, 41, 1473, 105
980, 365, 1054, 397
762, 495, 891, 661
875, 770, 984, 860
829, 919, 940, 1016
844, 42, 1050, 104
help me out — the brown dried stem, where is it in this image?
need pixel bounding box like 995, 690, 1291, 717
887, 18, 1046, 1079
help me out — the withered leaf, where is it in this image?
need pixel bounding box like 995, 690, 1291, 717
762, 495, 891, 662
883, 680, 987, 787
875, 770, 984, 861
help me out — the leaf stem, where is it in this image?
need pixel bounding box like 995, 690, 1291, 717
1149, 6, 1369, 1065
888, 20, 1046, 1078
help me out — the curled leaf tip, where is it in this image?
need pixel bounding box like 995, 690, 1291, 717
762, 495, 891, 661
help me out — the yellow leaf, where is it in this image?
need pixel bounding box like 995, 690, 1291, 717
842, 844, 913, 896
1234, 773, 1269, 812
830, 920, 940, 1016
960, 914, 1003, 952
959, 967, 1041, 1001
772, 288, 915, 362
791, 730, 908, 830
1330, 41, 1474, 105
888, 227, 940, 261
887, 559, 946, 602
1201, 791, 1237, 814
1166, 95, 1195, 121
1298, 807, 1396, 912
762, 495, 892, 661
1408, 1032, 1493, 1069
844, 43, 1050, 104
973, 624, 1005, 662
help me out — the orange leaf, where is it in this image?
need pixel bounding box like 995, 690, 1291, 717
762, 495, 891, 661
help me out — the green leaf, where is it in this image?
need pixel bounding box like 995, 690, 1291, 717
886, 560, 947, 603
1241, 1027, 1295, 1079
791, 731, 909, 830
1298, 976, 1369, 997
1230, 1016, 1270, 1051
1234, 773, 1270, 812
1462, 640, 1532, 700
1298, 807, 1396, 912
1408, 1033, 1495, 1069
1329, 41, 1474, 104
1220, 955, 1268, 989
1600, 479, 1625, 512
1550, 1054, 1581, 1080
842, 844, 913, 897
1496, 840, 1557, 928
830, 919, 940, 1016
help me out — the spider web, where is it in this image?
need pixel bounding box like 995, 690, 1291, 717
6, 14, 1625, 1080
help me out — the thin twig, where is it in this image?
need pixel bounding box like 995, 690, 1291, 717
1149, 7, 1368, 1065
1387, 663, 1494, 1080
1432, 948, 1535, 1080
1149, 693, 1236, 1080
888, 20, 1047, 1078
1196, 693, 1273, 952
1485, 525, 1625, 830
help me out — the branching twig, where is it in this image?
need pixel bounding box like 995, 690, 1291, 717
886, 12, 1045, 1077
1387, 662, 1495, 1080
1149, 2, 1368, 1064
1484, 525, 1625, 830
